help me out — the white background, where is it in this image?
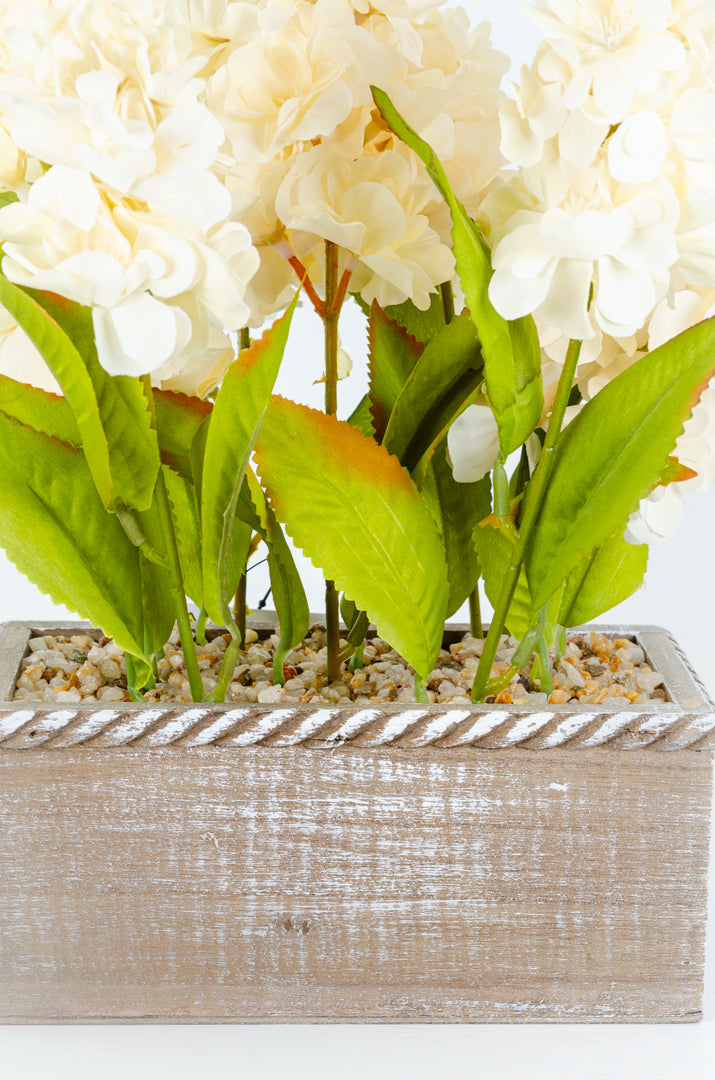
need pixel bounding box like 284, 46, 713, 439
2, 1, 715, 1076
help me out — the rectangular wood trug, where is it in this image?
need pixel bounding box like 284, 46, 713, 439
0, 620, 713, 1023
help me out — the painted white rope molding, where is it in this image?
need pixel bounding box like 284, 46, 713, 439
1, 622, 713, 752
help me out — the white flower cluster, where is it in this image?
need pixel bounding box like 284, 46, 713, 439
0, 0, 259, 392
211, 0, 508, 318
447, 0, 715, 541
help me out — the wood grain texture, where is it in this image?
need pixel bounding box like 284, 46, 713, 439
0, 745, 712, 1023
0, 621, 713, 1023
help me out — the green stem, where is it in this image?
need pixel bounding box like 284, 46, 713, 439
195, 606, 208, 647
154, 468, 205, 702
233, 574, 247, 650
324, 239, 341, 682
414, 674, 429, 704
440, 280, 455, 324
124, 653, 146, 702
141, 377, 204, 702
468, 585, 483, 639
471, 339, 582, 702
240, 326, 251, 352
210, 635, 241, 703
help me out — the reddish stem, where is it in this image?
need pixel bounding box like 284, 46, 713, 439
288, 255, 325, 317
330, 267, 354, 319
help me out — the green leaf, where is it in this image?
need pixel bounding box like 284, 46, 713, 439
475, 523, 533, 639
383, 292, 446, 345
0, 191, 18, 209
382, 309, 483, 468
133, 488, 178, 658
347, 393, 375, 437
372, 86, 543, 455
154, 390, 212, 481
367, 301, 422, 440
526, 317, 715, 608
201, 300, 296, 627
0, 373, 79, 444
163, 466, 203, 608
0, 411, 154, 658
474, 520, 563, 641
422, 442, 491, 618
0, 277, 160, 510
240, 471, 310, 683
254, 397, 449, 679
558, 529, 648, 628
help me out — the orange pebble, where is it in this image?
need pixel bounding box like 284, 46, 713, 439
494, 692, 513, 704
548, 689, 571, 705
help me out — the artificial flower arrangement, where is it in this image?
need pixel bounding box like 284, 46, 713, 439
1, 0, 714, 708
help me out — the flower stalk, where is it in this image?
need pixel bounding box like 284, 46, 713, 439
471, 339, 582, 702
324, 239, 341, 682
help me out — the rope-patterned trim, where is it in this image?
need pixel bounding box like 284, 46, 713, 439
2, 621, 714, 752
1, 700, 714, 750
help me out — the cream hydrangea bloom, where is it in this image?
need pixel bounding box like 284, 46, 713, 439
275, 144, 454, 309
484, 166, 679, 340
0, 165, 258, 377
213, 0, 506, 317
528, 0, 686, 120
211, 0, 390, 165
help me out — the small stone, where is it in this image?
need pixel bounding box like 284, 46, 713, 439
99, 658, 122, 681
54, 688, 83, 702
258, 685, 284, 703
98, 686, 125, 702
559, 660, 585, 689
636, 670, 664, 694
616, 644, 646, 666
28, 636, 53, 652
548, 689, 571, 705
244, 628, 259, 645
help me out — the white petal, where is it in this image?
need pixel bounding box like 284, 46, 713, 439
447, 404, 500, 484
93, 294, 182, 377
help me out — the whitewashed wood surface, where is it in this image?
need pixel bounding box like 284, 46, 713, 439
1, 621, 713, 1023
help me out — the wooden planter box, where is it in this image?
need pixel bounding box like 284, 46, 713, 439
1, 619, 713, 1024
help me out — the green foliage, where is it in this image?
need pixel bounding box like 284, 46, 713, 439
237, 471, 310, 684
163, 467, 203, 609
0, 276, 160, 510
154, 390, 212, 480
0, 374, 79, 445
382, 309, 483, 469
0, 411, 166, 662
422, 442, 491, 618
558, 530, 648, 628
382, 292, 446, 345
254, 397, 448, 679
475, 521, 562, 641
347, 393, 375, 437
367, 301, 422, 440
372, 86, 543, 456
201, 300, 296, 628
527, 317, 715, 607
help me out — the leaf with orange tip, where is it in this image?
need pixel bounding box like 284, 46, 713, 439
527, 317, 715, 608
153, 389, 212, 480
254, 397, 448, 679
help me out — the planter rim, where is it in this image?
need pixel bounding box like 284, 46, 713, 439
1, 619, 713, 752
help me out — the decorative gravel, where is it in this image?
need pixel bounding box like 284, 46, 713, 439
13, 626, 667, 706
